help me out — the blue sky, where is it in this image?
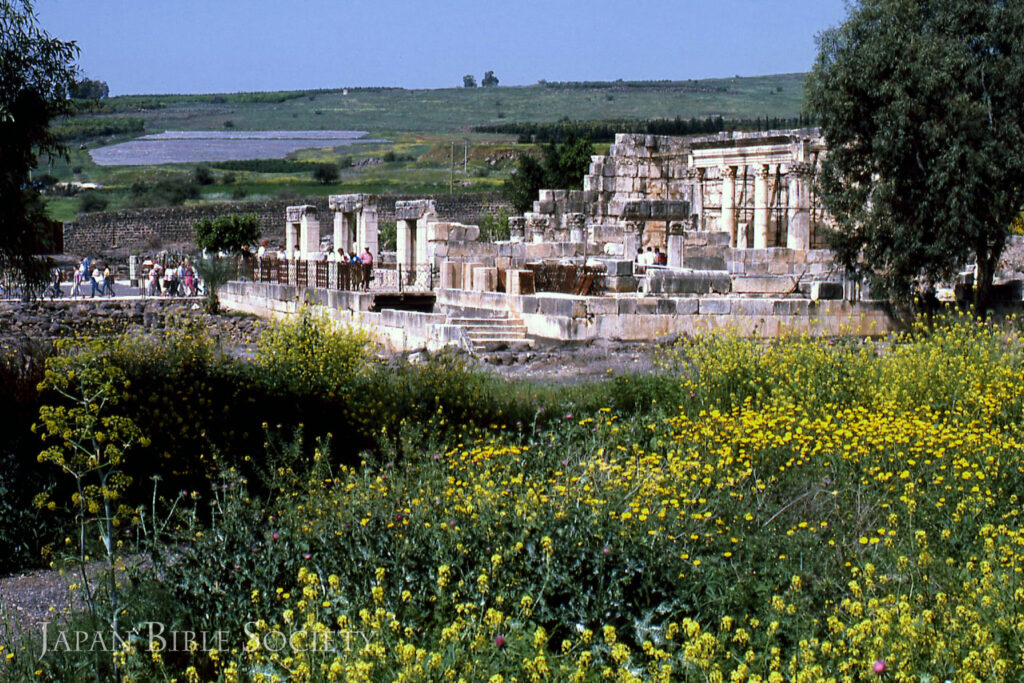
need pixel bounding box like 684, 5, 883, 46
36, 0, 849, 96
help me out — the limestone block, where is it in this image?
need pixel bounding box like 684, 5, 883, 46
603, 259, 634, 277
699, 298, 732, 315
617, 298, 637, 314
586, 298, 618, 316
707, 231, 731, 247
520, 295, 539, 314
774, 300, 810, 315
645, 269, 731, 295
473, 267, 498, 292
427, 222, 449, 242
535, 200, 555, 214
732, 299, 775, 316
684, 256, 728, 271
684, 231, 709, 247
731, 276, 797, 295
810, 281, 844, 300
538, 190, 555, 201
604, 275, 639, 294
636, 297, 660, 315
674, 298, 699, 315
464, 225, 480, 241
538, 296, 576, 318
657, 299, 676, 314
462, 262, 483, 290
440, 261, 461, 289
506, 270, 536, 296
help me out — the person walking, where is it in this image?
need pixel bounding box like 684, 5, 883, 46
103, 264, 115, 297
47, 266, 62, 298
71, 262, 83, 298
90, 265, 103, 297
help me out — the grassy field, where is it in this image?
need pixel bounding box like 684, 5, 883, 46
82, 74, 806, 133
41, 74, 805, 222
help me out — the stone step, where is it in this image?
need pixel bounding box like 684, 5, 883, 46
465, 328, 528, 340
448, 316, 515, 325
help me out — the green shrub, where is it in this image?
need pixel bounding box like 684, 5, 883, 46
77, 189, 108, 213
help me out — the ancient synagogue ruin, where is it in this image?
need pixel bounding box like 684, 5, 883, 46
223, 129, 895, 351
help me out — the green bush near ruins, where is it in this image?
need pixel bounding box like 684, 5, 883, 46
807, 0, 1024, 314
192, 212, 261, 253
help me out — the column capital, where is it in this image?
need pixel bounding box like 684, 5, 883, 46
720, 166, 738, 180
754, 164, 773, 179
789, 162, 815, 178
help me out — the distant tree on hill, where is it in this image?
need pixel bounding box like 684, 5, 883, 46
481, 71, 499, 88
191, 166, 214, 186
70, 78, 109, 100
312, 163, 339, 185
463, 74, 477, 88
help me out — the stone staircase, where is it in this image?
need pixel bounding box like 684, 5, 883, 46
448, 314, 534, 353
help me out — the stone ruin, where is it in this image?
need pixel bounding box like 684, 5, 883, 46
227, 129, 895, 351
410, 128, 845, 302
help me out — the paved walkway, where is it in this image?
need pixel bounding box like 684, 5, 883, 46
1, 280, 204, 302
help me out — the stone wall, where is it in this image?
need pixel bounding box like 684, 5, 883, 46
63, 193, 512, 256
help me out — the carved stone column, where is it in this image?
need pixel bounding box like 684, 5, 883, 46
720, 166, 738, 247
753, 165, 771, 249
786, 163, 813, 251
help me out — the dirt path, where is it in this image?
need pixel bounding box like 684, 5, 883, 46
0, 565, 88, 632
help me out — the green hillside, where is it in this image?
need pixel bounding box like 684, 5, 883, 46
42, 73, 808, 221
76, 73, 807, 133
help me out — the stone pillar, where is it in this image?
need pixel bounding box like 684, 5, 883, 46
753, 165, 771, 249
285, 223, 298, 255
688, 168, 705, 228
396, 219, 416, 270
287, 205, 319, 258
359, 205, 379, 256
622, 221, 643, 261
666, 221, 685, 269
720, 166, 737, 247
333, 211, 355, 253
786, 163, 812, 251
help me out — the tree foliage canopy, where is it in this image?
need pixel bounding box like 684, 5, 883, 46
0, 0, 78, 282
505, 131, 593, 212
806, 0, 1024, 312
192, 213, 261, 253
